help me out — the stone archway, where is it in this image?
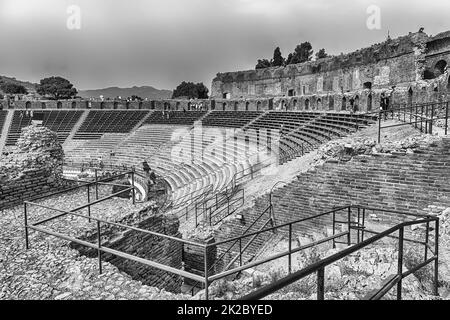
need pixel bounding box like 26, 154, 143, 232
408, 87, 414, 106
434, 60, 447, 77
329, 96, 334, 111
354, 96, 360, 112
305, 99, 310, 110
341, 97, 347, 111
367, 94, 372, 111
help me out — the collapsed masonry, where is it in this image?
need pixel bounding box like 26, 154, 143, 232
0, 125, 68, 209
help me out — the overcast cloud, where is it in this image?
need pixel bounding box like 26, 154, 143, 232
0, 0, 449, 91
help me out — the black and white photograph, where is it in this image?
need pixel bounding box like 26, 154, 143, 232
0, 0, 449, 309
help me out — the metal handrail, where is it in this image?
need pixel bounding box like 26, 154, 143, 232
240, 215, 439, 300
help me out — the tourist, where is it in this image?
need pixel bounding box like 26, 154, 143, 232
149, 169, 156, 186
142, 160, 150, 174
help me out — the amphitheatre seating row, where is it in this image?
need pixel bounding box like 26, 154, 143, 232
201, 111, 263, 128
0, 111, 7, 136
143, 111, 206, 126
74, 110, 150, 140
64, 111, 378, 213
6, 110, 83, 146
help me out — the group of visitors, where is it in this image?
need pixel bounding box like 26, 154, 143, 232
142, 160, 156, 187
19, 110, 34, 118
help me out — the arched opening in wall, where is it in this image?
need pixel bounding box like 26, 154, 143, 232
234, 101, 239, 111
41, 102, 46, 109
245, 101, 250, 111
447, 76, 450, 91
363, 82, 372, 90
222, 102, 227, 111
424, 69, 436, 80
57, 101, 62, 109
138, 102, 143, 110
317, 98, 322, 109
100, 102, 104, 109
305, 99, 310, 110
341, 97, 347, 111
176, 102, 180, 111
211, 100, 216, 110
367, 94, 372, 111
288, 89, 295, 97
71, 101, 77, 109
223, 93, 230, 99
126, 102, 130, 109
408, 88, 413, 106
25, 101, 31, 109
293, 99, 298, 109
434, 60, 447, 77
257, 101, 262, 111
354, 96, 359, 112
113, 102, 118, 109
329, 96, 334, 110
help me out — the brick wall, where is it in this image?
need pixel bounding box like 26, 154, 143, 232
72, 213, 184, 293
0, 167, 69, 210
248, 137, 450, 233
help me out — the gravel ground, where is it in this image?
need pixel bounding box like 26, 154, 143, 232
0, 185, 190, 300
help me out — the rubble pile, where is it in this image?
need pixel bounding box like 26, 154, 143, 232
0, 125, 64, 183
312, 133, 442, 166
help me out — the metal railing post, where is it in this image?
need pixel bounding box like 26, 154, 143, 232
239, 238, 243, 267
332, 211, 336, 249
288, 223, 292, 274
347, 207, 351, 246
97, 221, 103, 274
24, 202, 29, 249
95, 169, 99, 200
397, 226, 404, 300
434, 219, 439, 296
378, 110, 382, 144
361, 208, 366, 242
445, 102, 449, 136
131, 170, 136, 205
204, 246, 209, 300
424, 221, 430, 262
317, 267, 325, 300
87, 184, 91, 223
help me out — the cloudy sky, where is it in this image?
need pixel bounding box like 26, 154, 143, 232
0, 0, 449, 91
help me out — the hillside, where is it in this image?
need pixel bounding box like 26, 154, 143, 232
0, 76, 37, 94
78, 86, 172, 100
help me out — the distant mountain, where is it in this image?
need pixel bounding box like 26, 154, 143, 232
78, 86, 173, 100
0, 75, 37, 94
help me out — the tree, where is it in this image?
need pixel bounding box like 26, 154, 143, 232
271, 47, 285, 67
255, 59, 271, 69
130, 95, 143, 101
286, 42, 314, 65
0, 82, 28, 95
172, 82, 209, 99
316, 48, 328, 60
36, 76, 77, 100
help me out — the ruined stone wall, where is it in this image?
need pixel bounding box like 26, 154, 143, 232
211, 30, 450, 107
212, 32, 429, 99
0, 125, 68, 210
237, 137, 450, 236
1, 98, 212, 112
73, 212, 184, 293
